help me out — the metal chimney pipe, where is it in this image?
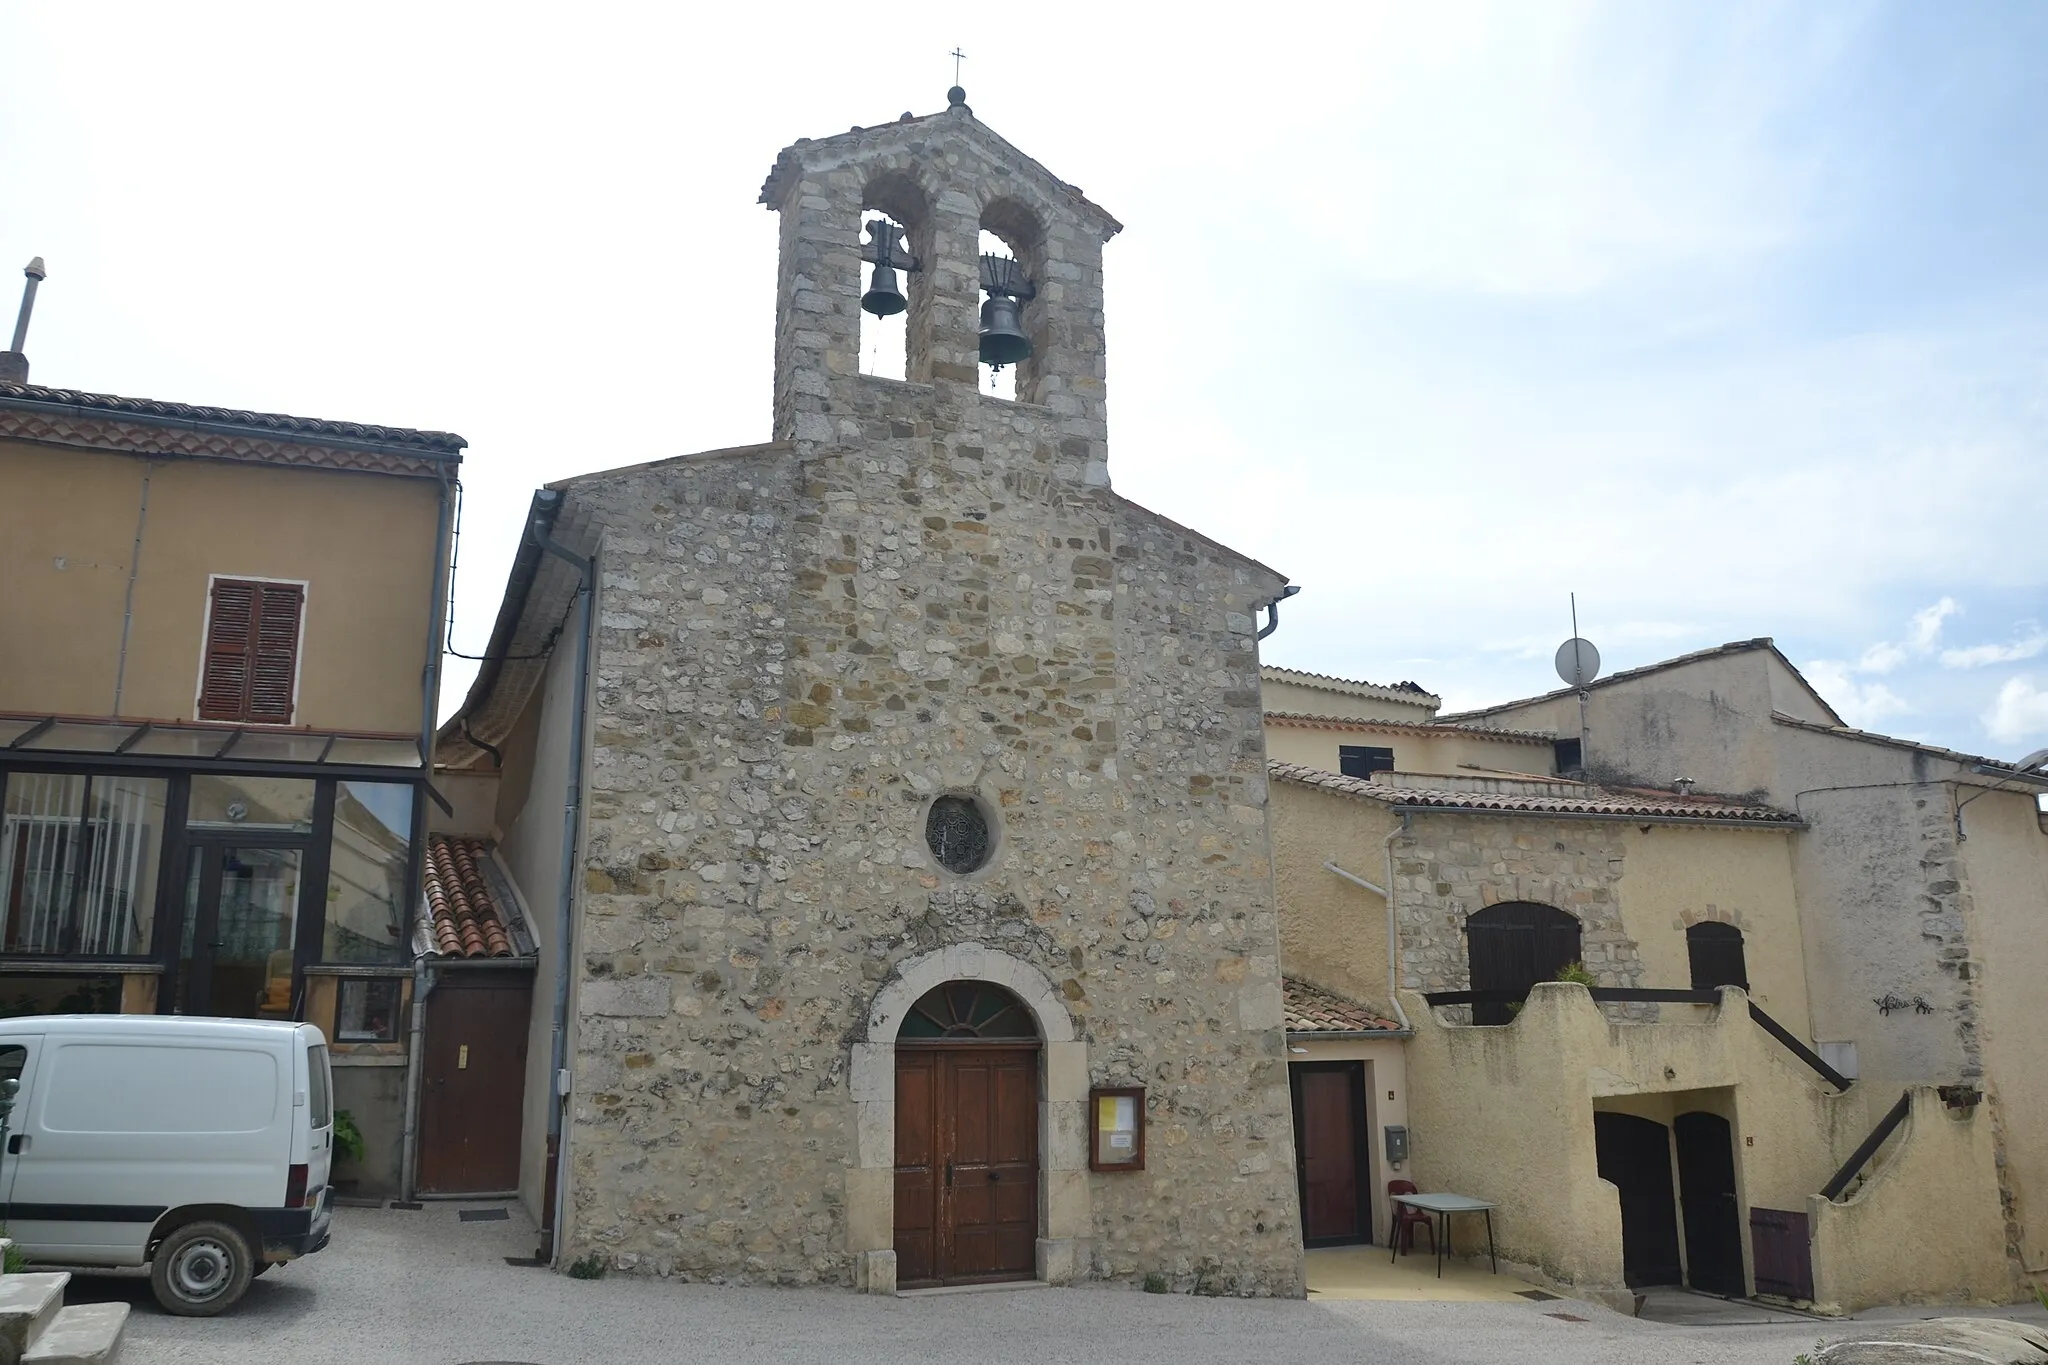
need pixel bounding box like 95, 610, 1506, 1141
0, 257, 45, 384
11, 258, 45, 353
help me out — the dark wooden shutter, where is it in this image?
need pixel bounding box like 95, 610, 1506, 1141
1748, 1207, 1813, 1300
198, 579, 303, 723
1687, 922, 1749, 991
1467, 902, 1583, 1024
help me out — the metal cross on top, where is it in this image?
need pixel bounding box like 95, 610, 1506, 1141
951, 48, 966, 84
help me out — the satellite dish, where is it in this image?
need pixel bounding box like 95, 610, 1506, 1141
1555, 638, 1602, 689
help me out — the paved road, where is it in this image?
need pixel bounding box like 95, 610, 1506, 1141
52, 1204, 1869, 1365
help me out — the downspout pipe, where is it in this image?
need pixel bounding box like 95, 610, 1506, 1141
1323, 825, 1414, 1033
1256, 584, 1302, 640
400, 466, 454, 1199
531, 490, 592, 1264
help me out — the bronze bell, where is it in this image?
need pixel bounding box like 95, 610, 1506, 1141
861, 263, 907, 318
978, 295, 1030, 368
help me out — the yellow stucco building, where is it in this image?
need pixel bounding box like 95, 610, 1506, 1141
1263, 652, 2041, 1314
0, 372, 463, 1195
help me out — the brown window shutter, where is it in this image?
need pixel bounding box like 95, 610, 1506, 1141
198, 579, 303, 723
247, 583, 304, 724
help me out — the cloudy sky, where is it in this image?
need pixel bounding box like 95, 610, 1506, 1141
4, 2, 2043, 759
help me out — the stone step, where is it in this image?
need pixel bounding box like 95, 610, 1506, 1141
0, 1273, 69, 1359
22, 1303, 128, 1365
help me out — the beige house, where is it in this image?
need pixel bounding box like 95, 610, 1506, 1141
1264, 651, 2040, 1313
428, 91, 1307, 1296
0, 368, 463, 1196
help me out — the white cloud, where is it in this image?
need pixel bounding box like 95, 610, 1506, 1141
1907, 597, 1960, 652
1856, 641, 1908, 674
1941, 628, 2047, 669
1803, 660, 1912, 729
1985, 676, 2048, 745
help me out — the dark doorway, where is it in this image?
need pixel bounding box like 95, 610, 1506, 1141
173, 841, 310, 1019
1466, 902, 1583, 1024
1674, 1111, 1746, 1296
1593, 1111, 1682, 1286
417, 972, 533, 1194
1687, 923, 1749, 991
1290, 1062, 1372, 1246
893, 981, 1041, 1288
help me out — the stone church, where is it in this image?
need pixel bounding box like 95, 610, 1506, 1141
433, 88, 1306, 1295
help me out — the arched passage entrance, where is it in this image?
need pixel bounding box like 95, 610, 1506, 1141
894, 982, 1040, 1287
846, 944, 1089, 1294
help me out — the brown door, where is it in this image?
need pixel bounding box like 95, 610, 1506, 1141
417, 975, 532, 1195
894, 1045, 1039, 1287
1291, 1062, 1371, 1245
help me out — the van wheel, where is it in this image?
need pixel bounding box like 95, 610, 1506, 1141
150, 1220, 254, 1316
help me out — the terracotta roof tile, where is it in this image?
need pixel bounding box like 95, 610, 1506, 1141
1284, 978, 1402, 1035
1264, 711, 1556, 744
1261, 666, 1441, 708
1269, 761, 1801, 824
0, 382, 465, 454
423, 835, 515, 958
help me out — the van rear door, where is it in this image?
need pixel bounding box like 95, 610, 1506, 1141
298, 1030, 333, 1237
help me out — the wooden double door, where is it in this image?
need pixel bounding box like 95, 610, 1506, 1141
894, 1045, 1039, 1287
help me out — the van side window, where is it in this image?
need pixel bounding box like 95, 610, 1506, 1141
306, 1043, 331, 1129
0, 1045, 23, 1090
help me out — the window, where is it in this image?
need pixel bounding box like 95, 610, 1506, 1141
336, 978, 402, 1042
1553, 738, 1583, 774
198, 577, 305, 724
307, 1042, 332, 1127
324, 783, 413, 964
1338, 745, 1395, 779
925, 796, 992, 875
1465, 902, 1583, 1025
1686, 922, 1749, 991
0, 772, 167, 956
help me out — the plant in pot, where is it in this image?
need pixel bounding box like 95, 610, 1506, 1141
332, 1109, 367, 1195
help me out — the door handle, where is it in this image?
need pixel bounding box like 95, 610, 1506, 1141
945, 1163, 953, 1189
8, 1134, 27, 1154
988, 1170, 1000, 1183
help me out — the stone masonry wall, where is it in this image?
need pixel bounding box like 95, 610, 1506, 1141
554, 104, 1305, 1296
1390, 815, 1647, 1008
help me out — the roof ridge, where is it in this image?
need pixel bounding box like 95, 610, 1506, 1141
1269, 759, 1800, 824
1261, 666, 1441, 706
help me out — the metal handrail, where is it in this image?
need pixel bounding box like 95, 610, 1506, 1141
1821, 1090, 1913, 1200
1747, 1002, 1852, 1091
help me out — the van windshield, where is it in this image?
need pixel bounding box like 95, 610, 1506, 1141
306, 1042, 332, 1128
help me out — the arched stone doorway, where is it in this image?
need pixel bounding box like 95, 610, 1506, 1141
847, 945, 1089, 1294
893, 981, 1041, 1287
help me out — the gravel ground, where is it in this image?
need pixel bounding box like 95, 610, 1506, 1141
46, 1204, 1952, 1365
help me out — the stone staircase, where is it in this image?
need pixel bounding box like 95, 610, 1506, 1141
0, 1242, 127, 1365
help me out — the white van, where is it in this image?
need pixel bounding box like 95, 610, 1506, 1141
0, 1015, 333, 1316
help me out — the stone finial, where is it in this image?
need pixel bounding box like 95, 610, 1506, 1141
947, 85, 969, 112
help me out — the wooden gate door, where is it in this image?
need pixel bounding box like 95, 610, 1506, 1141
894, 1045, 1039, 1287
417, 974, 532, 1195
1675, 1111, 1747, 1297
1291, 1062, 1371, 1245
1593, 1111, 1683, 1286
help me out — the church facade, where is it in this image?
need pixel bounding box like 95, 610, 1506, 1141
433, 91, 1307, 1295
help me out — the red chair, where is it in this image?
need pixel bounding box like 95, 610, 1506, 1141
1388, 1179, 1436, 1256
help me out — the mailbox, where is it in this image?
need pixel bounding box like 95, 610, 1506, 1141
1384, 1124, 1409, 1165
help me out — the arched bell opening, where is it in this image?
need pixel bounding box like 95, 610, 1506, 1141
977, 198, 1046, 404
859, 170, 930, 384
